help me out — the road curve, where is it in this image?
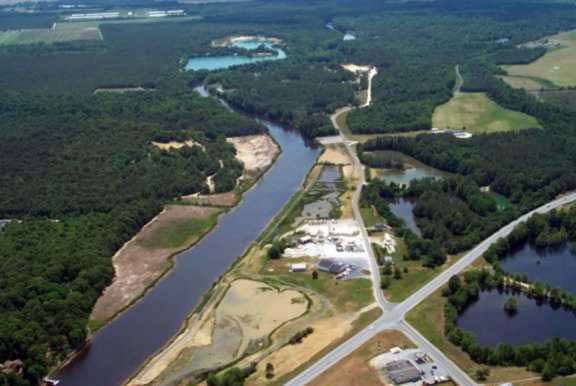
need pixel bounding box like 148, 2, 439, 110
286, 192, 576, 386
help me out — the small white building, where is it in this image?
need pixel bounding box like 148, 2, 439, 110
290, 263, 307, 272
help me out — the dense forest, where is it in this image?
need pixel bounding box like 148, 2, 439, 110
361, 176, 517, 268
0, 87, 262, 385
2, 0, 576, 383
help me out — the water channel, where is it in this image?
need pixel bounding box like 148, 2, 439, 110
185, 39, 287, 71
57, 98, 318, 385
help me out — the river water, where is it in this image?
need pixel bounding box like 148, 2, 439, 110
56, 107, 318, 385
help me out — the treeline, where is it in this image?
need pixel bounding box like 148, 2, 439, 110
207, 62, 356, 137
343, 0, 576, 134
486, 207, 576, 263
443, 269, 576, 381
361, 180, 445, 268
406, 178, 517, 254
0, 91, 262, 217
360, 131, 576, 211
0, 88, 262, 385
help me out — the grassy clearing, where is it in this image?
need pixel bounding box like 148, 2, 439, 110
264, 268, 375, 313
361, 206, 382, 228
138, 211, 220, 249
432, 92, 541, 133
499, 75, 553, 91
407, 289, 537, 383
308, 330, 415, 386
503, 30, 576, 88
0, 16, 202, 46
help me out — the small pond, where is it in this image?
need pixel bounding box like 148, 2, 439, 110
457, 290, 576, 346
301, 166, 343, 219
388, 198, 421, 236
185, 39, 287, 71
500, 242, 576, 294
368, 151, 450, 187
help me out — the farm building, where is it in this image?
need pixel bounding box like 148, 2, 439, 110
317, 258, 346, 274
290, 263, 307, 272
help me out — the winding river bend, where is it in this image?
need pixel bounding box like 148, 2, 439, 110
57, 106, 319, 385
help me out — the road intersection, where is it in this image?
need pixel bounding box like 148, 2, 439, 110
288, 69, 576, 385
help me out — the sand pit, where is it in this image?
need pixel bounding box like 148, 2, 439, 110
129, 279, 308, 386
227, 134, 279, 172
319, 145, 352, 166
151, 140, 204, 151
91, 205, 220, 323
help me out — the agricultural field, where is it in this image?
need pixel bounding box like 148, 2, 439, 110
0, 15, 202, 46
502, 30, 576, 88
432, 92, 541, 134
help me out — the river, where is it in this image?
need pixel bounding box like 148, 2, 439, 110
56, 100, 319, 386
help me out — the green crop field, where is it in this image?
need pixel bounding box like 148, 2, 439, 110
502, 30, 576, 88
432, 92, 541, 134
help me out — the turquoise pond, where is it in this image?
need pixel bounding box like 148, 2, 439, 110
185, 39, 287, 71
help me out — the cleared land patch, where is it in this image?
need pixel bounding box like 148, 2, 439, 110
0, 16, 201, 46
502, 30, 576, 88
227, 134, 279, 172
128, 279, 308, 386
308, 330, 415, 386
432, 92, 541, 133
90, 204, 221, 323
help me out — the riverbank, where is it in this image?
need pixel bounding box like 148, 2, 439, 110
90, 133, 280, 325
124, 142, 382, 386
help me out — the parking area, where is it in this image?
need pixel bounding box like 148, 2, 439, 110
283, 219, 371, 274
370, 348, 450, 386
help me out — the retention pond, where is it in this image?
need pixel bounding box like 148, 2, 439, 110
56, 104, 318, 385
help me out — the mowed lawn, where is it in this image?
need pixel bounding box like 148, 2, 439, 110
432, 92, 541, 134
502, 30, 576, 88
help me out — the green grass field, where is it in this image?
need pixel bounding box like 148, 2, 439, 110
138, 212, 221, 249
432, 92, 541, 134
0, 16, 202, 46
502, 30, 576, 88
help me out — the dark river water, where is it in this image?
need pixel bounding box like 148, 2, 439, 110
56, 118, 318, 385
501, 242, 576, 294
457, 290, 576, 346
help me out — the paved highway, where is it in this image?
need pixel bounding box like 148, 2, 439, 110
291, 69, 576, 385
286, 191, 576, 386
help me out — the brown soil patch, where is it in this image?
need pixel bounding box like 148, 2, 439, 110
319, 145, 351, 165
308, 330, 414, 386
247, 316, 352, 385
91, 205, 220, 322
129, 280, 308, 386
227, 134, 279, 172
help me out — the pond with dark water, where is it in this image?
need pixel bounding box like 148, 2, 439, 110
389, 198, 421, 236
369, 150, 450, 187
500, 242, 576, 294
457, 290, 576, 346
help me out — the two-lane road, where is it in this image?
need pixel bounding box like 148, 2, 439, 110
286, 192, 576, 386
